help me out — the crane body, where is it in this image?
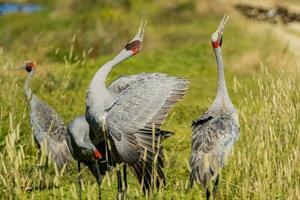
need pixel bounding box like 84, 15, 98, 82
190, 15, 240, 200
21, 61, 71, 188
83, 20, 188, 198
68, 72, 183, 199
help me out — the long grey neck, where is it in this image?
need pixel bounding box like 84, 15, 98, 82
24, 71, 34, 101
211, 47, 234, 110
89, 60, 116, 95
87, 50, 130, 113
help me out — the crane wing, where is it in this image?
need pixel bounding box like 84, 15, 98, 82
190, 111, 239, 186
106, 75, 188, 165
30, 97, 71, 169
191, 112, 239, 154
192, 112, 213, 127
107, 73, 169, 97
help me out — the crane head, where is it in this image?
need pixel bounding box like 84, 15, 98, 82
20, 61, 36, 72
81, 148, 102, 160
211, 14, 229, 48
125, 19, 147, 55
113, 19, 147, 62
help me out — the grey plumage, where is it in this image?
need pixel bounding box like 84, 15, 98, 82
106, 75, 187, 165
189, 15, 240, 199
30, 96, 72, 169
190, 110, 239, 187
107, 73, 186, 189
23, 61, 71, 171
67, 116, 110, 180
68, 73, 183, 192
67, 116, 97, 162
67, 115, 111, 200
85, 21, 189, 193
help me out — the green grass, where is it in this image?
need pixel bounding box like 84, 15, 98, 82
1, 0, 300, 199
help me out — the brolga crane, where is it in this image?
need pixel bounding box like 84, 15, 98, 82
20, 61, 71, 187
189, 15, 240, 200
67, 73, 182, 199
67, 116, 106, 200
85, 20, 188, 198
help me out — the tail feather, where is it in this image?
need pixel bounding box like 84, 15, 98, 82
190, 152, 219, 188
48, 139, 71, 171
130, 128, 173, 192
131, 153, 165, 192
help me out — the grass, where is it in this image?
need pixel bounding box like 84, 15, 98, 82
0, 0, 300, 199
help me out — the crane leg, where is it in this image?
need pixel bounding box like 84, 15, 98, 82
116, 168, 124, 200
212, 175, 219, 200
206, 188, 211, 200
123, 165, 127, 193
77, 161, 82, 200
95, 161, 102, 200
37, 149, 42, 165
98, 182, 101, 200
40, 156, 48, 189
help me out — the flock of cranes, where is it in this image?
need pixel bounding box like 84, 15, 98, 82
20, 15, 239, 200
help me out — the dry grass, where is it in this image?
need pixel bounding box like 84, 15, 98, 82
1, 58, 299, 199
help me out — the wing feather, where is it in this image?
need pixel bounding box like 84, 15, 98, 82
106, 76, 188, 164
30, 96, 71, 169
190, 111, 239, 187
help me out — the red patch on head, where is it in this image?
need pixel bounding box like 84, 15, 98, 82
93, 149, 102, 160
212, 41, 220, 48
125, 40, 141, 55
132, 47, 139, 55
25, 62, 36, 72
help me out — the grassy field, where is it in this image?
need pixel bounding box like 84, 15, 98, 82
0, 0, 300, 199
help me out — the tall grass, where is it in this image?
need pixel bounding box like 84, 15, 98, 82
1, 65, 299, 199
226, 67, 300, 199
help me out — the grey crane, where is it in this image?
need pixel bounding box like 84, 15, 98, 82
21, 61, 71, 187
67, 116, 106, 200
189, 15, 240, 200
67, 72, 181, 199
85, 20, 189, 198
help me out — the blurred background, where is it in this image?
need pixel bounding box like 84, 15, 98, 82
0, 0, 300, 199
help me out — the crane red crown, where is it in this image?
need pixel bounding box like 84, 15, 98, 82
25, 61, 36, 72
212, 41, 220, 48
125, 40, 141, 55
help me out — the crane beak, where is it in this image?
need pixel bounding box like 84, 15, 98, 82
217, 14, 229, 38
131, 18, 148, 43
212, 14, 229, 48
123, 19, 147, 56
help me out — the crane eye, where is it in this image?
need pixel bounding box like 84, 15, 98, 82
125, 40, 141, 51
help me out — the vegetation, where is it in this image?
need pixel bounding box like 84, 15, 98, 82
0, 0, 299, 199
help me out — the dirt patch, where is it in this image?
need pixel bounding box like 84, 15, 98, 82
235, 4, 300, 24
231, 0, 300, 67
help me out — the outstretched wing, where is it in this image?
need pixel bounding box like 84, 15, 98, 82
108, 73, 169, 97
106, 75, 188, 165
